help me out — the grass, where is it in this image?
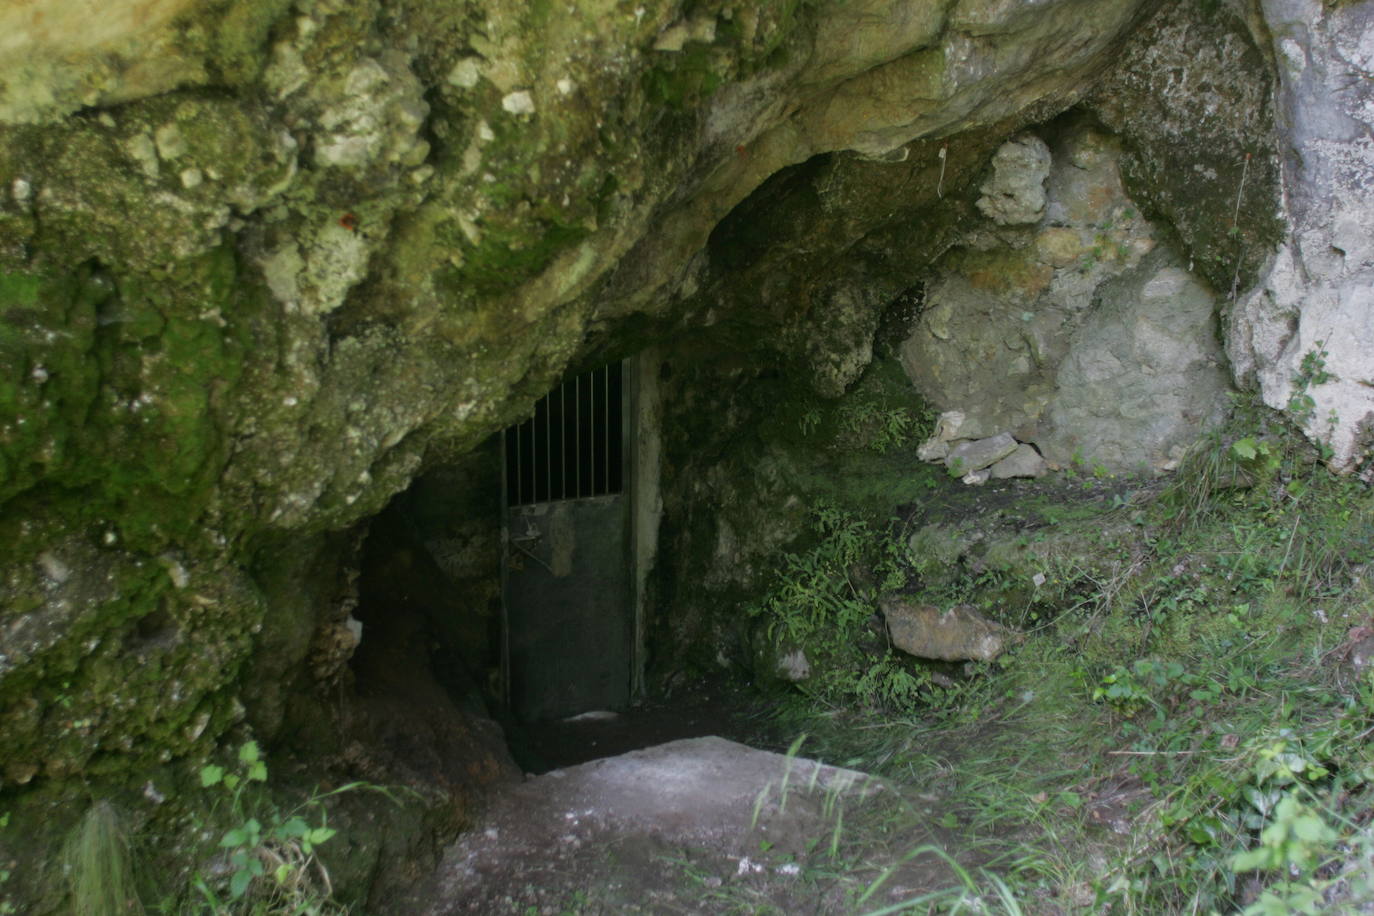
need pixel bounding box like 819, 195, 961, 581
731, 415, 1374, 914
64, 801, 144, 916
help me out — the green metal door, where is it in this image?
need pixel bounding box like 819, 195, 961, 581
501, 363, 632, 721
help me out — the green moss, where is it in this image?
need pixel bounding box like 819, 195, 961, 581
209, 0, 296, 85
449, 222, 590, 298
943, 247, 1054, 297
0, 243, 274, 558
0, 265, 108, 505
643, 43, 727, 109
0, 530, 261, 790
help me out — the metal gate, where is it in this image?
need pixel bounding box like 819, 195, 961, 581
501, 362, 631, 721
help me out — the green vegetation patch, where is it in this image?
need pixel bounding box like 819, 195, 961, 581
743, 406, 1374, 914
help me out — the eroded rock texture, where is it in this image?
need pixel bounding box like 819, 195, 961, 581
0, 0, 1351, 907
1228, 0, 1374, 469
900, 121, 1232, 472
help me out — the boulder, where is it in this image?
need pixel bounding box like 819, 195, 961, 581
946, 433, 1018, 475
900, 121, 1231, 472
990, 443, 1048, 479
880, 598, 1011, 663
917, 437, 951, 463
1037, 250, 1231, 471
976, 134, 1052, 225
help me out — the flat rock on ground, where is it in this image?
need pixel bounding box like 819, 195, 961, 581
396, 736, 963, 914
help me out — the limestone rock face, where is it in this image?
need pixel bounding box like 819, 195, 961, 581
1039, 251, 1230, 471
0, 1, 1162, 888
10, 0, 1371, 904
1225, 0, 1374, 470
880, 598, 1011, 663
976, 135, 1052, 226
0, 0, 287, 123
899, 120, 1231, 472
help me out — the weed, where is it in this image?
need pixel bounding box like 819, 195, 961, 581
64, 801, 143, 916
746, 414, 1374, 914
1287, 342, 1337, 446
168, 741, 386, 916
748, 504, 928, 710
835, 400, 927, 454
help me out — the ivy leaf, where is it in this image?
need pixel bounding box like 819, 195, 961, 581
200, 765, 225, 788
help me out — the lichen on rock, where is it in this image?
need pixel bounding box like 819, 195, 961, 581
1, 0, 1348, 908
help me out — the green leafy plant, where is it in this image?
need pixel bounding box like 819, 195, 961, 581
186, 741, 367, 915
1090, 659, 1188, 717
835, 400, 916, 454
748, 505, 925, 710
1286, 342, 1336, 431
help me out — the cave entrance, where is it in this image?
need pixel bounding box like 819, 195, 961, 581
500, 359, 647, 722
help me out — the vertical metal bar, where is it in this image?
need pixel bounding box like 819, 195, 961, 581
589, 370, 597, 495
515, 424, 522, 505
594, 367, 603, 495
499, 419, 512, 709
575, 374, 581, 499
602, 365, 610, 495
559, 380, 567, 500
543, 392, 551, 503
624, 355, 639, 698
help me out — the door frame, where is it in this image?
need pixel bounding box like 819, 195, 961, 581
498, 356, 646, 715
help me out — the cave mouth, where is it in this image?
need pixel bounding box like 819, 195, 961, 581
348, 353, 768, 775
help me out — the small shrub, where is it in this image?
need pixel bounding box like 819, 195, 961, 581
180, 741, 376, 916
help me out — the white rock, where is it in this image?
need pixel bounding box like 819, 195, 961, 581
447, 57, 483, 89
946, 432, 1018, 473
37, 552, 70, 584
778, 648, 811, 681
501, 90, 536, 115
990, 443, 1048, 478
934, 409, 967, 441
1227, 0, 1374, 470
154, 123, 185, 160
654, 24, 689, 51
976, 134, 1051, 225
124, 132, 159, 179
916, 436, 949, 463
